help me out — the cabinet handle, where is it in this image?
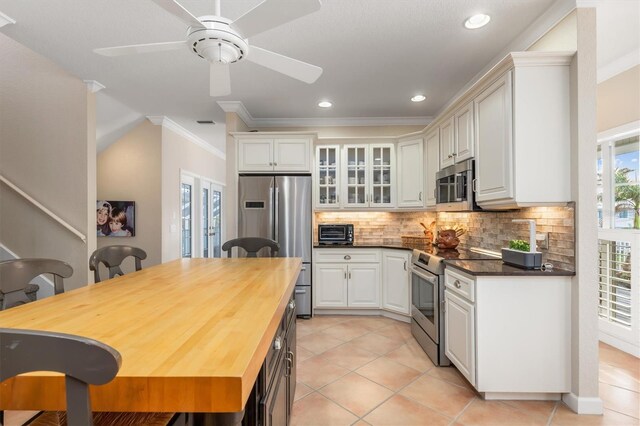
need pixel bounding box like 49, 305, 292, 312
344, 271, 347, 279
274, 162, 278, 166
403, 260, 407, 271
273, 336, 282, 350
285, 353, 293, 377
336, 194, 339, 203
418, 191, 422, 201
472, 178, 478, 193
288, 300, 296, 310
349, 271, 352, 279
452, 153, 457, 156
448, 154, 453, 159
269, 162, 273, 166
344, 255, 351, 260
454, 280, 461, 289
441, 300, 446, 313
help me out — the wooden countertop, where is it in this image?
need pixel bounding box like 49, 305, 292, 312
0, 257, 301, 413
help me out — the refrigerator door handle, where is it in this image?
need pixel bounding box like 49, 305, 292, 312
269, 186, 275, 240
274, 187, 280, 243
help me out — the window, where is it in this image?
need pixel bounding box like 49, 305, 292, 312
181, 182, 193, 258
598, 132, 640, 230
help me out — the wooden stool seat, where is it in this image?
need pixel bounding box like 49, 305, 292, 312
31, 411, 177, 426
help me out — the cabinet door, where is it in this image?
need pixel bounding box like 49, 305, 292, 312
455, 101, 475, 162
369, 144, 395, 207
425, 129, 440, 207
347, 263, 380, 307
439, 117, 455, 168
286, 318, 296, 417
316, 145, 341, 208
274, 138, 311, 172
397, 139, 424, 207
444, 290, 476, 386
262, 354, 288, 426
315, 264, 348, 307
343, 145, 368, 207
382, 251, 410, 315
238, 139, 274, 172
474, 71, 514, 204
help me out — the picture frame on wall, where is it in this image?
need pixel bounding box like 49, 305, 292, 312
96, 200, 135, 237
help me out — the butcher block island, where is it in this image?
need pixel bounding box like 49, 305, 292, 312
0, 258, 301, 424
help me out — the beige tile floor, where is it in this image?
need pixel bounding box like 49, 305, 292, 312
3, 315, 639, 425
292, 315, 640, 426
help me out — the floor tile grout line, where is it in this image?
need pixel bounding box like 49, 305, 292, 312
599, 380, 640, 394
449, 396, 478, 425
546, 400, 560, 426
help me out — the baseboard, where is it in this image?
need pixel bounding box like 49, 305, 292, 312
599, 332, 640, 358
562, 393, 604, 415
313, 308, 411, 323
483, 392, 561, 401
0, 243, 55, 299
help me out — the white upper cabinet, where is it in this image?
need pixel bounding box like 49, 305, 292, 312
454, 101, 475, 162
315, 145, 340, 208
425, 129, 440, 207
474, 53, 572, 208
397, 138, 424, 207
474, 71, 514, 204
342, 143, 395, 208
237, 136, 312, 172
439, 117, 455, 168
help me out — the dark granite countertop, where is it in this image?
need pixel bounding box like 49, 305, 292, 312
444, 259, 575, 276
313, 243, 412, 251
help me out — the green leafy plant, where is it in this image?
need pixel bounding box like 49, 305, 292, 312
509, 239, 530, 252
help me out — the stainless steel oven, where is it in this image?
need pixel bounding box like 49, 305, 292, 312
410, 249, 451, 366
435, 159, 480, 211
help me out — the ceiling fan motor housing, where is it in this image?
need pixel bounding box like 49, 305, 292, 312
188, 16, 248, 64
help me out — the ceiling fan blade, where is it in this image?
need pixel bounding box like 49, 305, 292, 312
150, 0, 206, 29
247, 46, 322, 84
94, 41, 187, 57
231, 0, 321, 39
210, 63, 231, 97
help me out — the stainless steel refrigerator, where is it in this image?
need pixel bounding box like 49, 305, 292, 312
238, 175, 312, 317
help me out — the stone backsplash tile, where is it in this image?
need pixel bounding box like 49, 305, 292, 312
315, 203, 575, 271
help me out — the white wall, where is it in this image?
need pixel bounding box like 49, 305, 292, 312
0, 33, 94, 290
161, 126, 226, 262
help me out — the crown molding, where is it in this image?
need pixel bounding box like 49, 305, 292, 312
216, 101, 253, 128
598, 50, 640, 83
146, 116, 225, 160
218, 100, 431, 128
0, 11, 15, 28
83, 80, 106, 93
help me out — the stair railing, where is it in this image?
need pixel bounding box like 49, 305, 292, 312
0, 174, 87, 243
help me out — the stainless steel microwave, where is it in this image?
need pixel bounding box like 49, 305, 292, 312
435, 159, 481, 211
318, 224, 354, 245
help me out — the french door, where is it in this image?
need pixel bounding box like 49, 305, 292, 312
202, 181, 224, 258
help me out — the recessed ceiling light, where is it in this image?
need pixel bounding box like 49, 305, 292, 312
318, 101, 332, 108
464, 14, 491, 29
411, 95, 426, 102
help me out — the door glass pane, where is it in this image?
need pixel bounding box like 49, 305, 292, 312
181, 183, 192, 258
202, 188, 209, 258
212, 190, 222, 258
613, 136, 640, 229
597, 145, 603, 228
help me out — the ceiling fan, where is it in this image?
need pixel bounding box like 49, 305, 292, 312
94, 0, 323, 97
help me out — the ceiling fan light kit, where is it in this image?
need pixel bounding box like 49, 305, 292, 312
94, 0, 323, 97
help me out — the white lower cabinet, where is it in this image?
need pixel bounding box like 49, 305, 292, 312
347, 264, 380, 307
314, 264, 348, 307
382, 250, 411, 315
314, 248, 410, 315
444, 290, 476, 386
443, 267, 571, 396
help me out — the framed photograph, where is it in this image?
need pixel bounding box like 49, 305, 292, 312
97, 200, 135, 237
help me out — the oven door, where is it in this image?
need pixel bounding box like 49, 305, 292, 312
411, 266, 439, 343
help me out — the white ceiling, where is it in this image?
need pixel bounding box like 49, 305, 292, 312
0, 0, 637, 152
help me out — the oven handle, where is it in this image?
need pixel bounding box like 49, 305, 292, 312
411, 266, 438, 285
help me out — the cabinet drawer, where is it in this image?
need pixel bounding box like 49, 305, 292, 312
314, 249, 380, 263
444, 268, 475, 302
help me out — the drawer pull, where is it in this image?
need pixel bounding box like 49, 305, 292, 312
288, 300, 296, 310
454, 279, 461, 289
273, 337, 282, 351
295, 288, 306, 294
344, 255, 351, 260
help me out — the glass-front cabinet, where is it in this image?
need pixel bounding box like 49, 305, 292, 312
316, 145, 340, 208
342, 143, 395, 208
344, 145, 368, 207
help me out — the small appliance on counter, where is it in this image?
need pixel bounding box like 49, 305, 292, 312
502, 219, 542, 269
318, 224, 354, 245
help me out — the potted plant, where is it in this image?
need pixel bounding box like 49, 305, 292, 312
502, 220, 542, 269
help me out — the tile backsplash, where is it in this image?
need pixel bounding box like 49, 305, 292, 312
315, 203, 575, 271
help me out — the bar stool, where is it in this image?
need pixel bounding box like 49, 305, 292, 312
89, 246, 147, 283
0, 259, 72, 310
222, 237, 280, 258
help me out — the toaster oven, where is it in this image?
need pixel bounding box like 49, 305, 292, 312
318, 224, 354, 245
